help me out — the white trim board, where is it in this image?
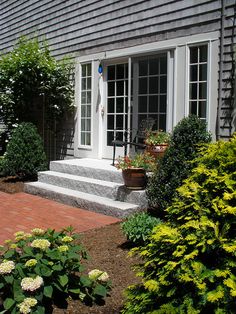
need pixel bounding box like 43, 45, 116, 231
77, 31, 219, 63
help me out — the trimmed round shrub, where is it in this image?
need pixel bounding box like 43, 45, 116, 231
122, 135, 236, 313
147, 115, 211, 212
121, 212, 162, 246
2, 122, 47, 179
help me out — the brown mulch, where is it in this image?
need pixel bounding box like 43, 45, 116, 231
0, 176, 25, 193
0, 178, 142, 314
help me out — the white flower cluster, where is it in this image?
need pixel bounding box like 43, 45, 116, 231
61, 236, 73, 243
31, 228, 45, 235
31, 239, 50, 250
21, 276, 43, 291
58, 245, 69, 252
0, 260, 15, 274
88, 269, 109, 282
18, 297, 37, 314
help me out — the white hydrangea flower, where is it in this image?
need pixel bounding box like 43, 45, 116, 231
18, 303, 31, 314
58, 245, 69, 252
31, 239, 50, 250
88, 269, 109, 282
61, 236, 73, 243
25, 259, 37, 267
31, 228, 45, 235
0, 260, 15, 274
21, 276, 43, 291
18, 298, 37, 314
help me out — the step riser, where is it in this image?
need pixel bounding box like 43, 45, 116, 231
50, 162, 123, 184
116, 186, 148, 208
38, 173, 119, 200
24, 184, 141, 219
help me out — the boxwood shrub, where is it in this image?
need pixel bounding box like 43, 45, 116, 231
147, 115, 211, 213
122, 135, 236, 313
2, 122, 47, 179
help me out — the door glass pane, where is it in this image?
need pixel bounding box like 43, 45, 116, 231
190, 65, 198, 82
139, 60, 148, 76
138, 96, 147, 112
108, 81, 115, 96
149, 58, 159, 75
106, 63, 128, 146
80, 63, 92, 146
149, 95, 158, 112
137, 54, 167, 131
199, 64, 207, 81
108, 65, 115, 80
139, 78, 148, 94
116, 64, 125, 79
116, 98, 124, 113
149, 77, 158, 94
108, 98, 114, 113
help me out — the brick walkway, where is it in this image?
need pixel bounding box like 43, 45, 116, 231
0, 192, 120, 243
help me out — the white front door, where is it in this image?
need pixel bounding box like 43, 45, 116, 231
102, 63, 129, 159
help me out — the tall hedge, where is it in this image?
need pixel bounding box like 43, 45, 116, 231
123, 135, 236, 313
2, 122, 47, 179
147, 115, 211, 212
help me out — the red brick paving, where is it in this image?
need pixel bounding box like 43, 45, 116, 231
0, 192, 121, 243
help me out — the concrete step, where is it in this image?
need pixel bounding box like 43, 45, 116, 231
38, 171, 122, 200
24, 182, 140, 218
50, 159, 123, 184
38, 171, 147, 207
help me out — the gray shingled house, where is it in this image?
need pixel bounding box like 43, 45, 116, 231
1, 0, 236, 216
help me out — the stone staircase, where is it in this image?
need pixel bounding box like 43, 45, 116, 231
24, 158, 148, 218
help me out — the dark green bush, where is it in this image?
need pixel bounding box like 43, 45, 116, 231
2, 122, 47, 179
147, 115, 211, 212
121, 212, 161, 245
122, 135, 236, 313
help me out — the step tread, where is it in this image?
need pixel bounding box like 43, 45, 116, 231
25, 182, 139, 210
38, 171, 122, 188
51, 159, 119, 173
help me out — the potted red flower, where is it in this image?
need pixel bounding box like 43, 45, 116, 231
115, 153, 155, 190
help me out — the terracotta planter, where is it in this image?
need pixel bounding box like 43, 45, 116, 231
122, 168, 147, 190
146, 143, 169, 159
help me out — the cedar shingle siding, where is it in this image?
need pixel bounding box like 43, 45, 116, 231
0, 0, 235, 158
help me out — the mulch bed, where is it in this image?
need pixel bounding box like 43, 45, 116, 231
0, 177, 141, 313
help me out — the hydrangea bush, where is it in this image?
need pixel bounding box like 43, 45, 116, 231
0, 227, 111, 313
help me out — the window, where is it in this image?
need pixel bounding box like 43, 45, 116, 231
189, 45, 208, 120
80, 63, 92, 146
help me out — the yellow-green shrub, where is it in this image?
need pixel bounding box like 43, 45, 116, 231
122, 135, 236, 313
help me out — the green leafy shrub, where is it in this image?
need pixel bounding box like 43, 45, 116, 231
147, 115, 211, 212
121, 212, 161, 245
0, 36, 74, 132
2, 122, 47, 179
122, 135, 236, 313
0, 227, 111, 313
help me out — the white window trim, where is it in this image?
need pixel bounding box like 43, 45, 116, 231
78, 61, 94, 149
185, 41, 211, 128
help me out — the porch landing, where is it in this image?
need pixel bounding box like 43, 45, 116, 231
24, 158, 148, 218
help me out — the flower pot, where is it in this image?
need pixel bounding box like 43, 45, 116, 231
145, 144, 168, 159
122, 168, 147, 190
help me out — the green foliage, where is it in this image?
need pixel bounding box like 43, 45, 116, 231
145, 130, 170, 145
2, 122, 47, 179
0, 227, 111, 313
0, 36, 74, 131
116, 153, 156, 171
147, 115, 211, 212
122, 212, 162, 245
122, 135, 236, 313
